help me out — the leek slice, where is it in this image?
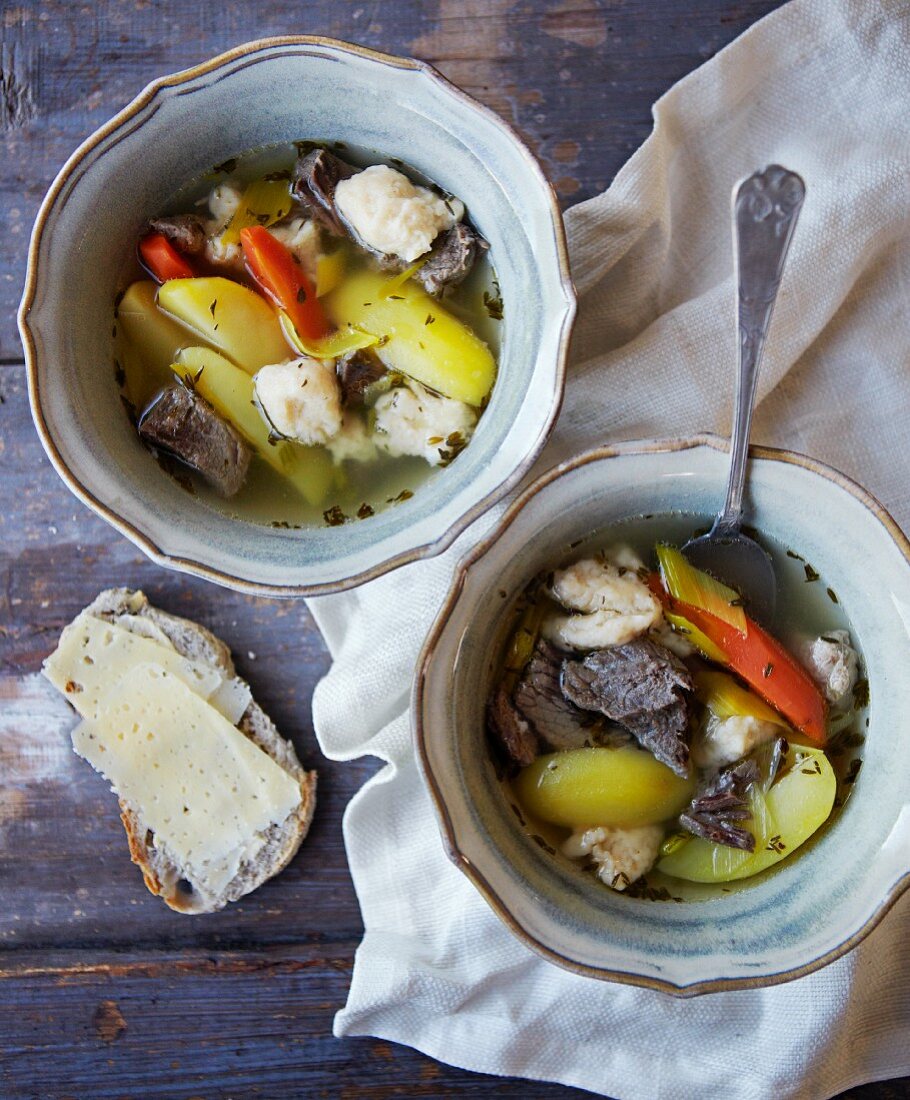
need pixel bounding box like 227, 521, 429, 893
379, 256, 428, 298
695, 669, 789, 727
664, 612, 729, 664
279, 311, 378, 360
219, 178, 292, 246
656, 544, 747, 634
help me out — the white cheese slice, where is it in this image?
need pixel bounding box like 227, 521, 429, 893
72, 663, 301, 896
42, 613, 247, 723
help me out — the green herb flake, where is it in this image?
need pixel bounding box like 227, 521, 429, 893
763, 662, 774, 678
425, 314, 436, 326
357, 502, 375, 520
827, 587, 839, 604
844, 758, 863, 785
765, 834, 787, 854
852, 677, 870, 709
804, 563, 820, 582
212, 157, 238, 175
209, 299, 217, 317
388, 294, 405, 301
786, 549, 805, 561
386, 489, 414, 505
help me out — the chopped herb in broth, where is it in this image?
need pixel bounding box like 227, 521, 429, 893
115, 141, 502, 527
487, 514, 867, 902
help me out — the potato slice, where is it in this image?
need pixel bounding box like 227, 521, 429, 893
116, 281, 195, 406
158, 277, 290, 373
515, 746, 696, 829
326, 268, 496, 407
173, 346, 332, 508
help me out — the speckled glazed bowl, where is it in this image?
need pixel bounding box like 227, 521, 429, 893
415, 436, 910, 995
19, 37, 573, 596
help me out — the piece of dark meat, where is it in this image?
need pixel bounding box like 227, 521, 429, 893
514, 639, 629, 751
416, 223, 489, 296
487, 684, 538, 767
561, 639, 693, 777
147, 214, 207, 254
291, 148, 358, 236
679, 759, 760, 851
336, 349, 386, 405
138, 386, 250, 497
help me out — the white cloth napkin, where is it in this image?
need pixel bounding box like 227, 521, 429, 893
308, 1, 910, 1095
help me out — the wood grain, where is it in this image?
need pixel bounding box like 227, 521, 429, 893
1, 1, 905, 1097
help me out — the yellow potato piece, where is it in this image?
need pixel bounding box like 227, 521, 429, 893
326, 268, 496, 407
657, 745, 836, 883
158, 277, 290, 373
515, 746, 696, 829
173, 346, 332, 508
116, 281, 197, 407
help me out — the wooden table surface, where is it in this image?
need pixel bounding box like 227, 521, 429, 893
1, 2, 905, 1097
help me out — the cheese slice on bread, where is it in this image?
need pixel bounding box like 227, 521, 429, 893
43, 589, 316, 913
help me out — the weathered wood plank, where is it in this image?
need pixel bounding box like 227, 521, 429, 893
0, 946, 598, 1099
0, 364, 367, 951
2, 1, 905, 1096
0, 0, 785, 358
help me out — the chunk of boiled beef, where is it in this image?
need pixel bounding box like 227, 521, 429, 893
514, 639, 629, 751
561, 638, 694, 777
146, 214, 207, 254
416, 223, 489, 296
336, 349, 386, 405
487, 684, 538, 768
291, 148, 358, 237
138, 385, 251, 497
679, 758, 760, 851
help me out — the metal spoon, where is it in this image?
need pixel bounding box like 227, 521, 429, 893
682, 164, 805, 623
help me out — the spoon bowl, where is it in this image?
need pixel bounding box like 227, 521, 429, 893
682, 524, 776, 623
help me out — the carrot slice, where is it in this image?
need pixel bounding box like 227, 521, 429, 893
240, 225, 329, 342
672, 596, 827, 744
138, 233, 195, 283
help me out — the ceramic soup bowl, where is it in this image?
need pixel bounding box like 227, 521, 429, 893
415, 436, 910, 994
19, 37, 573, 596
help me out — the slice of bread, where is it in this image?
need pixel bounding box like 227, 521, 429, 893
72, 589, 316, 914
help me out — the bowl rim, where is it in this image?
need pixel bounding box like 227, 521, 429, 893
413, 432, 910, 996
18, 35, 576, 598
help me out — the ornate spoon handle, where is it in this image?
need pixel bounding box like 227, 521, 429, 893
716, 164, 805, 534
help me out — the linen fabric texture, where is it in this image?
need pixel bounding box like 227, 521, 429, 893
308, 1, 910, 1096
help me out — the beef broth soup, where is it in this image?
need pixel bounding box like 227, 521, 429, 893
488, 514, 867, 901
114, 142, 502, 527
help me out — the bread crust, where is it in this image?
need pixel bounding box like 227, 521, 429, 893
82, 589, 317, 914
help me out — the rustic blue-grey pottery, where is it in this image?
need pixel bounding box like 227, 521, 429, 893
415, 437, 910, 994
19, 37, 574, 596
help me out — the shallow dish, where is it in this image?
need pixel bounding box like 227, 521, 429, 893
415, 436, 910, 994
19, 37, 573, 596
